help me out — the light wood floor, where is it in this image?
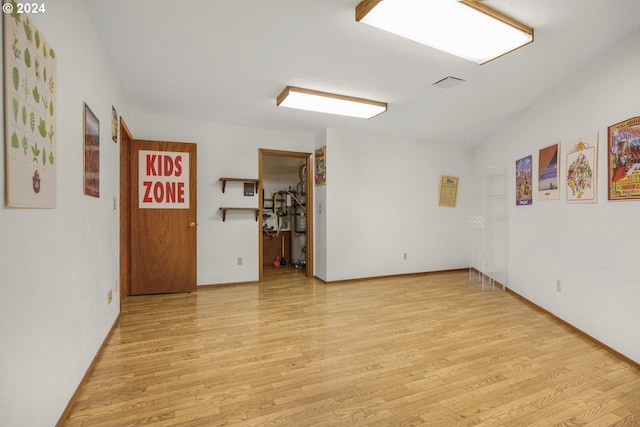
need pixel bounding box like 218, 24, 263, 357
61, 269, 640, 427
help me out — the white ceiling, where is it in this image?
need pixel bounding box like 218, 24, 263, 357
83, 0, 640, 146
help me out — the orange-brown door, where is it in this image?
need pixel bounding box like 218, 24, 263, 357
130, 139, 197, 295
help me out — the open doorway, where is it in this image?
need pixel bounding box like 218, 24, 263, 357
259, 149, 313, 281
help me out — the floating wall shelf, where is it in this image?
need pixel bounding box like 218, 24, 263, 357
218, 177, 260, 222
219, 177, 259, 193
219, 207, 260, 222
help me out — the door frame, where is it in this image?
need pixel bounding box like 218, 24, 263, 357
258, 149, 313, 281
119, 118, 133, 302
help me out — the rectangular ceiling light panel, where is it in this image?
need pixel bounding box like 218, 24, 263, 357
356, 0, 533, 64
277, 86, 387, 119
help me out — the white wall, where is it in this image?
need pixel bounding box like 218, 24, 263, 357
323, 128, 473, 281
127, 112, 314, 285
473, 31, 640, 363
127, 115, 474, 285
0, 1, 126, 426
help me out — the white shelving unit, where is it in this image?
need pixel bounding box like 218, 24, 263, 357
469, 168, 508, 291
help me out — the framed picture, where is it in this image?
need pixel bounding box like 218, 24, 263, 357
566, 132, 598, 203
538, 143, 560, 200
3, 13, 57, 208
516, 155, 533, 206
83, 103, 100, 197
438, 175, 459, 207
244, 182, 255, 196
315, 146, 326, 185
111, 105, 118, 143
608, 116, 640, 200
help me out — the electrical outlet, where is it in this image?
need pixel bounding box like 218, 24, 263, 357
237, 257, 243, 266
556, 280, 561, 292
403, 252, 408, 260
108, 290, 113, 304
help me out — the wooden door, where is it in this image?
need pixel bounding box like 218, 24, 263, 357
130, 139, 197, 295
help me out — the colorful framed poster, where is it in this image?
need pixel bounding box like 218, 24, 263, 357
566, 133, 598, 203
315, 146, 326, 185
608, 116, 640, 200
538, 143, 560, 200
83, 103, 100, 197
3, 12, 57, 208
516, 155, 533, 206
438, 175, 459, 207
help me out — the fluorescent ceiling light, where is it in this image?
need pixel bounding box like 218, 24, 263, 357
356, 0, 533, 64
276, 86, 387, 119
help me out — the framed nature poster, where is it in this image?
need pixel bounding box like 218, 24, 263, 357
538, 143, 560, 200
516, 155, 533, 206
83, 103, 100, 197
608, 116, 640, 200
566, 133, 598, 203
3, 12, 57, 207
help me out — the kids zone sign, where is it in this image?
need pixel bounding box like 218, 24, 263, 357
138, 150, 189, 209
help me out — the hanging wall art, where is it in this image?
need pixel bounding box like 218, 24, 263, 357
3, 11, 57, 208
83, 103, 100, 198
438, 175, 459, 208
315, 146, 326, 185
538, 142, 560, 200
111, 105, 118, 143
566, 132, 598, 203
608, 116, 640, 200
516, 155, 533, 206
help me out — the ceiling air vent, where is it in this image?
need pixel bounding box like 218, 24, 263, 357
432, 76, 466, 89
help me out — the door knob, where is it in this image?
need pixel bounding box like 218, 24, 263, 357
189, 222, 197, 228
